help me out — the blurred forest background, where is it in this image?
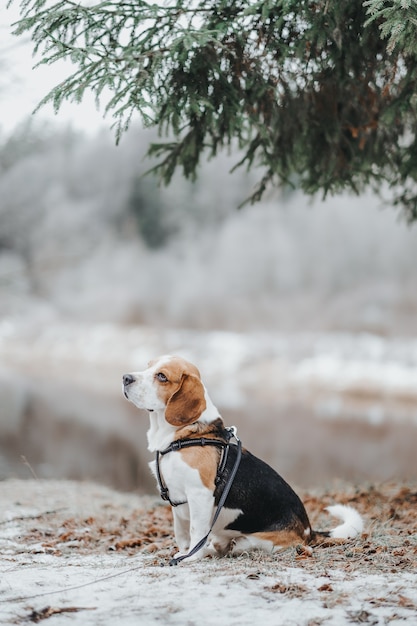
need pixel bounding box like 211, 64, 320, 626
1, 119, 417, 493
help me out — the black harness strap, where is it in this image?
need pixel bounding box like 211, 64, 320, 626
155, 450, 182, 506
154, 427, 242, 565
155, 437, 230, 507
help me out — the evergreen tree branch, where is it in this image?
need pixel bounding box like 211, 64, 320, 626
6, 0, 417, 217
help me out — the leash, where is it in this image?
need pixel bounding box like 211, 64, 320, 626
154, 426, 242, 566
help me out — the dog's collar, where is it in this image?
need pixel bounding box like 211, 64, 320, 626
155, 428, 236, 507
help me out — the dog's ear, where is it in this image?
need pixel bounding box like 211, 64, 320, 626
165, 374, 206, 427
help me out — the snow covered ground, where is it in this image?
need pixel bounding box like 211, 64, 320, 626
1, 480, 417, 626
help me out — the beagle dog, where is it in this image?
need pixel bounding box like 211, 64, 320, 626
123, 355, 363, 563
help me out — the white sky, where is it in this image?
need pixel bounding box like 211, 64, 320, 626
0, 4, 107, 136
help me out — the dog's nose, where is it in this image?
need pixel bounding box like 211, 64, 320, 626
123, 374, 135, 386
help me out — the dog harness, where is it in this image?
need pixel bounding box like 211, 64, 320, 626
154, 426, 242, 565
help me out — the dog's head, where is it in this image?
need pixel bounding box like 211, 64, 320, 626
123, 355, 207, 427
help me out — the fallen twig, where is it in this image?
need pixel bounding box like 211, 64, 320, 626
24, 605, 96, 623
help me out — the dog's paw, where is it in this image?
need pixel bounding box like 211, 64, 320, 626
171, 550, 205, 564
173, 551, 187, 559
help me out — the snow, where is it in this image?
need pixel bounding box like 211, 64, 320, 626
4, 560, 415, 626
1, 480, 416, 626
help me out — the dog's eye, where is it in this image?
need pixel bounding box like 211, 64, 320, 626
156, 372, 168, 383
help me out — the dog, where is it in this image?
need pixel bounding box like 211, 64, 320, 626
123, 355, 363, 563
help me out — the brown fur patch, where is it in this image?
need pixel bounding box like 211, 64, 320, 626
165, 374, 206, 426
174, 418, 226, 441
152, 358, 199, 406
179, 446, 220, 491
252, 529, 307, 547
151, 357, 206, 426
175, 418, 228, 489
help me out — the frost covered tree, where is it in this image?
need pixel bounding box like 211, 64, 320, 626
7, 0, 417, 217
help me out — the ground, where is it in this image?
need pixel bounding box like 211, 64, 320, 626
1, 479, 417, 625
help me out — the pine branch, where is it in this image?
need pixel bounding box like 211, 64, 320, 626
7, 0, 417, 217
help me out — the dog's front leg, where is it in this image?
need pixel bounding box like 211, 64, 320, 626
184, 490, 215, 562
172, 505, 190, 555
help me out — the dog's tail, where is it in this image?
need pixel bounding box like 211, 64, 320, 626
312, 504, 363, 543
